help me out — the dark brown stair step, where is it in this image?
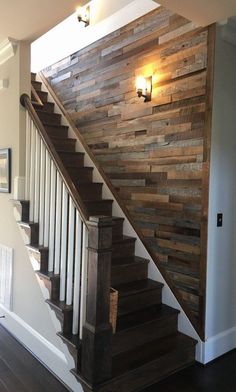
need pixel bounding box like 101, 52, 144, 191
36, 271, 60, 301
37, 110, 62, 126
46, 299, 73, 335
67, 166, 93, 183
51, 137, 76, 152
84, 199, 113, 216
12, 200, 30, 222
18, 221, 39, 245
59, 151, 84, 166
57, 332, 81, 371
112, 332, 197, 380
111, 256, 149, 286
33, 90, 48, 103
32, 80, 42, 91
26, 244, 49, 272
114, 278, 163, 316
33, 101, 55, 113
112, 236, 136, 260
112, 305, 179, 357
77, 183, 103, 201
112, 217, 124, 241
44, 124, 69, 139
73, 333, 196, 392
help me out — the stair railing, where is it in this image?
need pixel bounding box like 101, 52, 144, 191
20, 94, 113, 384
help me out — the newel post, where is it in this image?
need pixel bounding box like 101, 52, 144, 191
81, 216, 113, 385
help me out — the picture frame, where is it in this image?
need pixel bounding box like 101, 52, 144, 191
0, 149, 11, 193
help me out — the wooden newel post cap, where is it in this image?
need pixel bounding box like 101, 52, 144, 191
87, 216, 113, 250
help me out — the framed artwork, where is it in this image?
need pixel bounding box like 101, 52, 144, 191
0, 149, 11, 193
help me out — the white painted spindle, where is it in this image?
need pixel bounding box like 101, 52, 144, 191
29, 121, 36, 222
48, 162, 57, 272
25, 113, 31, 200
39, 141, 46, 245
34, 131, 40, 223
54, 172, 62, 275
72, 210, 82, 335
43, 151, 51, 247
79, 223, 88, 339
60, 184, 69, 301
66, 198, 75, 306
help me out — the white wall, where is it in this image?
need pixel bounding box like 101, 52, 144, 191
31, 0, 159, 72
204, 24, 236, 362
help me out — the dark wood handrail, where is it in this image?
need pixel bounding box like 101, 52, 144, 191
20, 93, 89, 226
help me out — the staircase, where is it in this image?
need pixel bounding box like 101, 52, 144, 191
15, 72, 197, 392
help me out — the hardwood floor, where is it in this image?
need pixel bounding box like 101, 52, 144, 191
142, 349, 236, 392
0, 322, 235, 392
0, 325, 68, 392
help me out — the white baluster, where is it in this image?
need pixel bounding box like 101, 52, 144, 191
48, 162, 56, 272
54, 172, 62, 275
25, 113, 31, 200
44, 151, 51, 247
29, 121, 36, 222
79, 223, 88, 339
66, 198, 75, 306
34, 131, 41, 223
60, 184, 69, 301
72, 211, 82, 335
39, 141, 46, 245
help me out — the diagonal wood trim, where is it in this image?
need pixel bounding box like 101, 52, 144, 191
20, 93, 89, 225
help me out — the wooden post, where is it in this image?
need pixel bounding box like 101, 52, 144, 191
81, 216, 113, 385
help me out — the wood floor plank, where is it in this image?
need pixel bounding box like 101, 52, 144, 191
0, 325, 68, 392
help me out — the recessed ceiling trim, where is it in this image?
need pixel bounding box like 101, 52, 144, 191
0, 38, 18, 66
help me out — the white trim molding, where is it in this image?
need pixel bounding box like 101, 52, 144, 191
0, 38, 18, 66
196, 327, 236, 364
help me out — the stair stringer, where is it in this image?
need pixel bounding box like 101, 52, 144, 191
12, 202, 84, 391
38, 73, 203, 360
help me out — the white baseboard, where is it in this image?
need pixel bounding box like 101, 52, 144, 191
196, 326, 236, 364
0, 305, 82, 392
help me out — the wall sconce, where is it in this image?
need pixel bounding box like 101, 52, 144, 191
136, 76, 152, 102
77, 5, 90, 27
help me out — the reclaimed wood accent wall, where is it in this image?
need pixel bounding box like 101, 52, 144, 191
43, 7, 213, 334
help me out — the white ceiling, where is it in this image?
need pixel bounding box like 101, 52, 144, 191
155, 0, 236, 26
0, 0, 88, 41
0, 0, 236, 43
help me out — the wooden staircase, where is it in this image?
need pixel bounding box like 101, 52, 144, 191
16, 73, 197, 392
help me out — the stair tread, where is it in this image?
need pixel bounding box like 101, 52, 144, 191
36, 270, 59, 281
18, 221, 38, 227
112, 235, 136, 245
113, 332, 197, 377
58, 150, 84, 155
84, 199, 113, 204
26, 244, 48, 252
111, 216, 125, 222
57, 332, 81, 349
44, 123, 68, 129
116, 304, 179, 331
46, 299, 73, 312
114, 278, 163, 297
112, 255, 149, 267
50, 136, 76, 142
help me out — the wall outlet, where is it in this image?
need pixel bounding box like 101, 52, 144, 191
217, 213, 223, 227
